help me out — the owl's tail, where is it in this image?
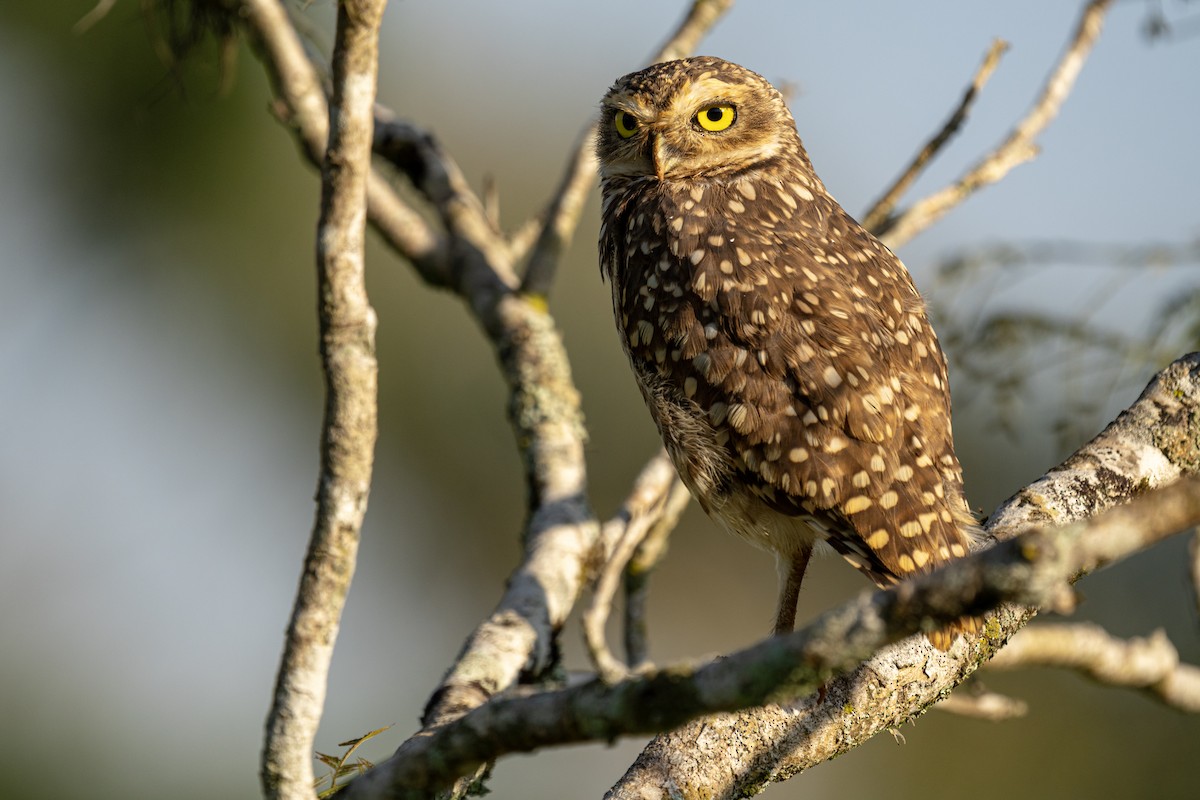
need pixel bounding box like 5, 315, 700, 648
925, 615, 981, 651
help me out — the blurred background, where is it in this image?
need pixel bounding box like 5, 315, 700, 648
2, 1, 1199, 798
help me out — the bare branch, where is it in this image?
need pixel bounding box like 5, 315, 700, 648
988, 623, 1200, 713
369, 118, 594, 740
236, 0, 447, 284
879, 0, 1113, 249
502, 214, 545, 266
260, 1, 387, 798
862, 38, 1008, 233
584, 451, 690, 680
231, 3, 581, 796
229, 5, 584, 786
934, 690, 1028, 721
985, 353, 1200, 535
519, 128, 600, 296
624, 476, 686, 669
519, 0, 735, 296
346, 471, 1200, 800
652, 0, 737, 64
372, 116, 520, 292
72, 0, 117, 35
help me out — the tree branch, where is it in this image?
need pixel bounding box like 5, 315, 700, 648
985, 352, 1200, 535
933, 689, 1028, 721
861, 37, 1008, 233
623, 470, 686, 670
260, 1, 387, 798
878, 0, 1113, 249
583, 451, 690, 681
987, 623, 1200, 713
519, 0, 735, 296
236, 0, 448, 284
344, 468, 1200, 799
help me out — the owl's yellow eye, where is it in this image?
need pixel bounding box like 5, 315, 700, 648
614, 110, 639, 139
696, 104, 736, 132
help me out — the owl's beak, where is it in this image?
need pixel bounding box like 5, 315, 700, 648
651, 134, 670, 181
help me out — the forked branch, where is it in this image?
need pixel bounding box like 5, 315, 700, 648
878, 0, 1114, 249
861, 37, 1008, 233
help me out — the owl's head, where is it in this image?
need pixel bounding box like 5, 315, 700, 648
596, 56, 804, 182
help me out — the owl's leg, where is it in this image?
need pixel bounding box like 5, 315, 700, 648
772, 545, 813, 635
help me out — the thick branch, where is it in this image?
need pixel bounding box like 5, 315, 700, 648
879, 0, 1113, 249
371, 119, 592, 733
986, 352, 1200, 534
607, 352, 1200, 799
988, 623, 1200, 713
260, 2, 386, 799
343, 473, 1200, 799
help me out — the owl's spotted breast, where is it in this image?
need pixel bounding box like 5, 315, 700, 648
597, 56, 978, 646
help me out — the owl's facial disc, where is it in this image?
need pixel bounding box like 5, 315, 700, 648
598, 61, 794, 181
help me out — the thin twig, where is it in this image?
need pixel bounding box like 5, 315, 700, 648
519, 128, 599, 296
260, 1, 387, 798
861, 38, 1008, 233
237, 0, 447, 285
502, 215, 544, 265
372, 115, 521, 290
988, 623, 1200, 713
583, 452, 689, 680
519, 0, 736, 296
879, 0, 1114, 249
624, 481, 686, 669
652, 0, 737, 63
934, 690, 1028, 721
72, 0, 117, 35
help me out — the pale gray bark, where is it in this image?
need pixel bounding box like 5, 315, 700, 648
259, 1, 388, 798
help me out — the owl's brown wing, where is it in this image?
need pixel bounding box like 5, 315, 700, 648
613, 178, 974, 585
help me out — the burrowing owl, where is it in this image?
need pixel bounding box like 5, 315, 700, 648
597, 56, 978, 648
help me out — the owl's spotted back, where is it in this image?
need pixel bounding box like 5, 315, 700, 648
597, 57, 978, 647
